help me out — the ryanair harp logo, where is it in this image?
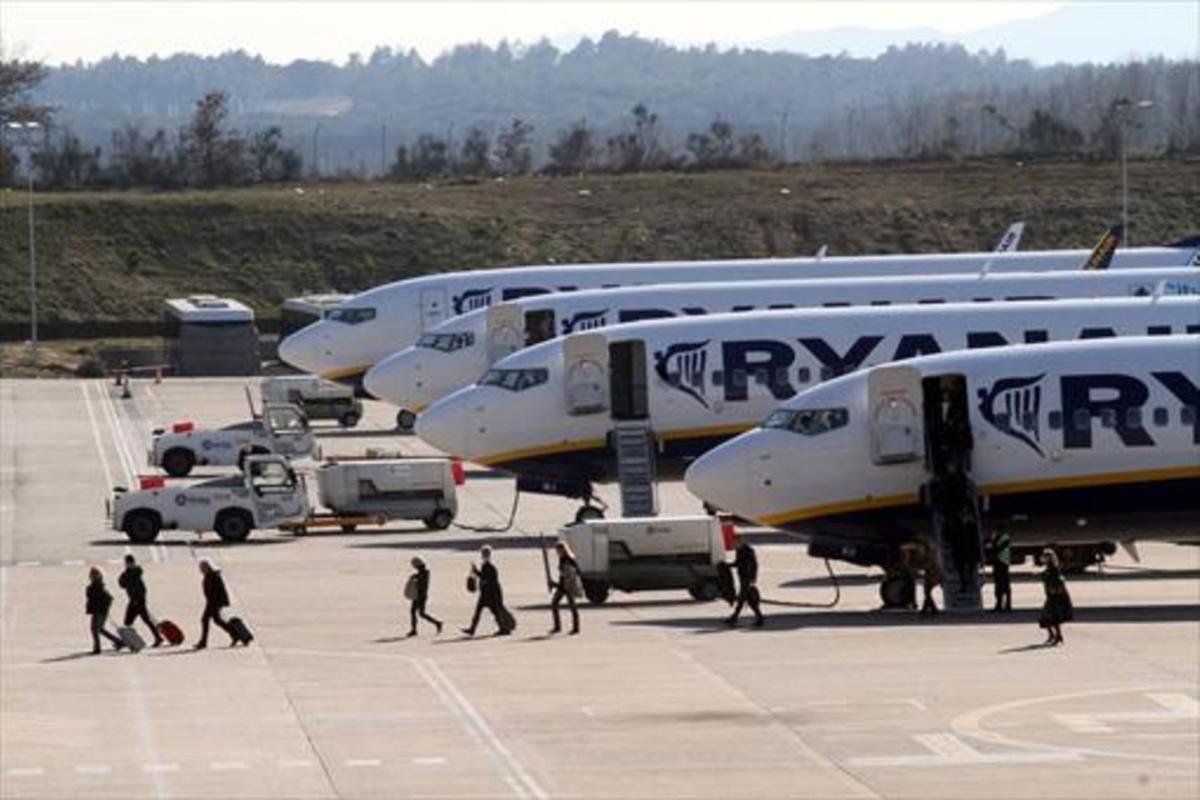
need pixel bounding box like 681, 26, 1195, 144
977, 374, 1046, 456
654, 340, 710, 408
562, 309, 609, 334
452, 288, 493, 315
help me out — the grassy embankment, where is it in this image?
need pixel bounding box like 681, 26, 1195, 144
0, 158, 1197, 375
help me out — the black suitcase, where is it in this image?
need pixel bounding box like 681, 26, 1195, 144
228, 616, 254, 645
497, 606, 516, 634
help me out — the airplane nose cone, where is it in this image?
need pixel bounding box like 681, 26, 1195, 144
685, 436, 754, 516
363, 356, 403, 405
415, 391, 473, 458
278, 325, 327, 374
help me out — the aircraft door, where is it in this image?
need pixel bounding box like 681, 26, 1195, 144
524, 310, 557, 346
921, 373, 973, 476
563, 333, 609, 416
486, 304, 524, 365
867, 365, 924, 465
609, 340, 649, 421
420, 288, 449, 331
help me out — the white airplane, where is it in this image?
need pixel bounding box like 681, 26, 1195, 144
683, 336, 1199, 597
415, 296, 1200, 520
363, 267, 1200, 417
277, 226, 1198, 388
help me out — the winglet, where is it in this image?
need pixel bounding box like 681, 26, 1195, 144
814, 244, 828, 261
979, 221, 1025, 277
1082, 224, 1124, 271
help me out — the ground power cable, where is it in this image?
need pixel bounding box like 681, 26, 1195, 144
761, 530, 842, 609
451, 488, 522, 534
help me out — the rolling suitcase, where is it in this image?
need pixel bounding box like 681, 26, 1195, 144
157, 619, 184, 646
496, 606, 516, 635
227, 616, 254, 645
117, 626, 146, 653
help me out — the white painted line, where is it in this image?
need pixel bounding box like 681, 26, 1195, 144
412, 757, 447, 766
75, 764, 112, 775
1053, 692, 1199, 735
343, 758, 382, 768
63, 559, 85, 567
16, 560, 41, 567
81, 382, 116, 490
278, 759, 316, 769
141, 763, 179, 773
6, 767, 45, 777
210, 760, 248, 771
412, 657, 544, 800
845, 733, 1082, 768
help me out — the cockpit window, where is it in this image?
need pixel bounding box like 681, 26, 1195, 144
417, 331, 476, 352
479, 367, 549, 392
763, 407, 849, 436
327, 307, 377, 325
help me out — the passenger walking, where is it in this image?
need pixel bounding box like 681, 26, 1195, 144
86, 567, 125, 654
405, 557, 443, 637
726, 540, 765, 628
194, 560, 237, 649
1038, 549, 1073, 645
118, 554, 164, 647
462, 545, 511, 637
990, 526, 1013, 612
548, 541, 581, 635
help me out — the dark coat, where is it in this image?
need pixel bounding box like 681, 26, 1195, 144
557, 554, 580, 584
203, 571, 230, 609
412, 567, 430, 603
1040, 566, 1074, 624
476, 561, 502, 605
118, 565, 147, 601
85, 582, 112, 616
734, 544, 758, 586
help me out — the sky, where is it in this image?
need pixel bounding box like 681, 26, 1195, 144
0, 1, 1196, 66
2, 1, 1068, 64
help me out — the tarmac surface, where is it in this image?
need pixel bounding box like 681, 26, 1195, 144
1, 377, 1197, 799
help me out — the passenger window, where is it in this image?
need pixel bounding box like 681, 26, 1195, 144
819, 366, 835, 381
1074, 409, 1091, 430
712, 371, 724, 387
1153, 407, 1169, 427
796, 367, 811, 384
1126, 408, 1142, 429
1183, 407, 1197, 426
1101, 409, 1117, 429
1048, 411, 1062, 430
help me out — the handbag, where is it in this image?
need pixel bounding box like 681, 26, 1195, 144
466, 574, 478, 593
403, 575, 419, 601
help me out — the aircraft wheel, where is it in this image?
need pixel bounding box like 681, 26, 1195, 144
396, 409, 417, 434
574, 505, 604, 524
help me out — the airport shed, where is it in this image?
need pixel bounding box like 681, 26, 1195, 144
163, 295, 261, 376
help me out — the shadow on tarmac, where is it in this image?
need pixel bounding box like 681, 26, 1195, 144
782, 566, 1200, 590
89, 538, 295, 550
351, 534, 550, 553
610, 603, 1200, 633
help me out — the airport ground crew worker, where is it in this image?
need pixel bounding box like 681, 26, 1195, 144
548, 541, 581, 635
991, 526, 1013, 612
726, 540, 765, 627
195, 560, 236, 649
1039, 549, 1073, 646
463, 545, 510, 637
406, 557, 443, 637
118, 554, 164, 647
86, 567, 125, 654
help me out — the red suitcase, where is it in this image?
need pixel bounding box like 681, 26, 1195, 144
157, 620, 185, 646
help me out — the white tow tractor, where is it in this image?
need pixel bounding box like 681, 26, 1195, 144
559, 515, 735, 604
148, 391, 320, 477
111, 455, 310, 543
261, 375, 364, 428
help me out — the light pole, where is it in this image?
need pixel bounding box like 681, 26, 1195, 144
5, 120, 41, 364
1113, 98, 1154, 248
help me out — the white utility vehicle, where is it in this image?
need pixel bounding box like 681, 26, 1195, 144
148, 403, 319, 477
297, 457, 461, 533
111, 456, 309, 542
261, 375, 363, 428
559, 515, 734, 604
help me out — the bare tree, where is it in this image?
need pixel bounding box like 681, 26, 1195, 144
546, 119, 595, 175
494, 118, 533, 175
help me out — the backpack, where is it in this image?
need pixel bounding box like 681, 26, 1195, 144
403, 574, 420, 601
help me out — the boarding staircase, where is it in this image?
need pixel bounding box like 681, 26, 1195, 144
928, 480, 985, 611
614, 421, 659, 517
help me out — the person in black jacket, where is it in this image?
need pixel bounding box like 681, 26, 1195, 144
548, 541, 581, 635
462, 545, 509, 637
195, 560, 236, 649
118, 554, 164, 647
1038, 549, 1073, 646
86, 567, 124, 654
726, 541, 765, 628
406, 557, 443, 637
